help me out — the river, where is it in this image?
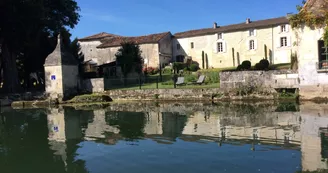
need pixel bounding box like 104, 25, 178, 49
0, 101, 326, 173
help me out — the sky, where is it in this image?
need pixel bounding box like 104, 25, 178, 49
71, 0, 301, 39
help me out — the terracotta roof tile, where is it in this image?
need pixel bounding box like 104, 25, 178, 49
174, 17, 289, 38
303, 0, 328, 17
97, 32, 171, 48
78, 32, 120, 41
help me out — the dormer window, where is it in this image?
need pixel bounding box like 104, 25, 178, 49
249, 29, 255, 36
218, 33, 223, 40
281, 25, 286, 32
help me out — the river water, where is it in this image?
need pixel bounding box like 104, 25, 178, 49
0, 101, 326, 173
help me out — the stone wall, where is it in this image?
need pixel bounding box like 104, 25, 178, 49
105, 88, 222, 101
220, 70, 299, 92
83, 78, 104, 93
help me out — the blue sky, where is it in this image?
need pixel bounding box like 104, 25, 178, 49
71, 0, 301, 39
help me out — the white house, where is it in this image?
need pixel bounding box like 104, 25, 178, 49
173, 16, 295, 68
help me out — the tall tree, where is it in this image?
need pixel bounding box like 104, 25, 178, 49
115, 42, 144, 78
0, 0, 80, 93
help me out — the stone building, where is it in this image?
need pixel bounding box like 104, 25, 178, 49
79, 32, 172, 68
173, 17, 294, 68
44, 35, 79, 99
293, 0, 328, 99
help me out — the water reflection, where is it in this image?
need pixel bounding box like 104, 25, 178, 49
1, 102, 328, 172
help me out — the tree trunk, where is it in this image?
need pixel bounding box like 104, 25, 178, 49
2, 43, 20, 93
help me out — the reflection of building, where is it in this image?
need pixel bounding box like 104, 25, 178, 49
84, 110, 119, 140
182, 111, 301, 146
300, 104, 328, 171
47, 108, 67, 167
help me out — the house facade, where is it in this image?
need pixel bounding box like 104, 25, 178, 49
79, 32, 172, 68
293, 0, 328, 99
173, 17, 295, 68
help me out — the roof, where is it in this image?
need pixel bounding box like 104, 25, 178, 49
97, 32, 171, 48
174, 17, 289, 38
303, 0, 328, 17
45, 34, 78, 66
78, 32, 120, 41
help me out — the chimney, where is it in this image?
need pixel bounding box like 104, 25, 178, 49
246, 18, 251, 24
213, 22, 217, 29
286, 12, 293, 17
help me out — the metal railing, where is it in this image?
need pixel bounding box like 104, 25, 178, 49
104, 76, 176, 90
317, 60, 328, 71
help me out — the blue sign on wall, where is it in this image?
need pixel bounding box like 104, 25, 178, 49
54, 126, 59, 132
51, 75, 56, 80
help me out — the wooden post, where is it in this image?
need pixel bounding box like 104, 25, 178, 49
139, 75, 142, 89
156, 76, 159, 89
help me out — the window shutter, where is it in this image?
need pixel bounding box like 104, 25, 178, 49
213, 42, 218, 53
278, 26, 281, 33
287, 36, 291, 47
221, 33, 224, 40
223, 41, 227, 53
286, 25, 289, 32
254, 29, 257, 36
215, 33, 219, 40
247, 40, 250, 50
254, 40, 258, 50
276, 38, 281, 48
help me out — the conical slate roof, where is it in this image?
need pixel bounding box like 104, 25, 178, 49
303, 0, 328, 17
44, 34, 78, 66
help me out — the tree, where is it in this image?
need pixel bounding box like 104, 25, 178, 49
0, 0, 80, 93
115, 42, 144, 78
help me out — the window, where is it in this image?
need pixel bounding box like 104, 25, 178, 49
249, 40, 255, 50
280, 37, 287, 47
281, 25, 286, 32
217, 42, 223, 52
249, 29, 255, 36
191, 42, 194, 49
218, 33, 223, 39
177, 44, 181, 50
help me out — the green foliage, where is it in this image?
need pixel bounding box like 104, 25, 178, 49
184, 74, 198, 83
190, 64, 199, 72
237, 60, 252, 71
203, 71, 219, 83
242, 61, 252, 70
0, 0, 80, 92
115, 42, 144, 77
162, 67, 172, 74
254, 59, 270, 70
289, 1, 328, 45
173, 62, 186, 72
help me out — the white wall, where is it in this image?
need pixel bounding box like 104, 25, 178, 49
173, 24, 294, 68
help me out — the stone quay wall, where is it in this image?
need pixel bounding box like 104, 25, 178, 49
83, 78, 105, 93
220, 70, 299, 92
105, 89, 222, 101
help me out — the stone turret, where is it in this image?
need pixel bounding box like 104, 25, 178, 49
44, 34, 79, 100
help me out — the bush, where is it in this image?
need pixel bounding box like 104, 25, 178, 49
203, 71, 219, 83
241, 61, 251, 70
143, 67, 159, 75
185, 74, 198, 83
173, 62, 186, 72
259, 59, 269, 69
162, 67, 172, 74
190, 64, 199, 72
236, 65, 243, 71
255, 63, 264, 70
